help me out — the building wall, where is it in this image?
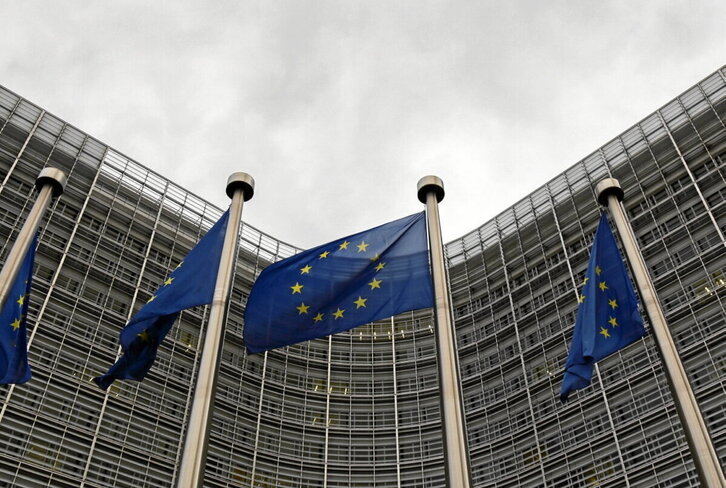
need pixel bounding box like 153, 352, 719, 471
0, 66, 724, 488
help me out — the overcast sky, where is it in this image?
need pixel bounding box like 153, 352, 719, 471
1, 1, 724, 248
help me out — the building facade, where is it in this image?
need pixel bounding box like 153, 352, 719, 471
0, 66, 724, 488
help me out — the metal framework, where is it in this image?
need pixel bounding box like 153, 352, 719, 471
0, 65, 724, 487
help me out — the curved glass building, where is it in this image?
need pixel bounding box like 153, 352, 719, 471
0, 65, 724, 488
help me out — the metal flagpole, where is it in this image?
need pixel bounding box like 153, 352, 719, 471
417, 176, 472, 488
596, 178, 726, 488
0, 167, 66, 310
177, 172, 254, 488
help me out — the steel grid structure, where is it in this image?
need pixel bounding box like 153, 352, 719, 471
0, 65, 724, 488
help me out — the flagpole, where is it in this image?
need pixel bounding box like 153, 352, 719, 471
177, 172, 254, 488
0, 167, 65, 310
596, 178, 726, 488
417, 175, 472, 488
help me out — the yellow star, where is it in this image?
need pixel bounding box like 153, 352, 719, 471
164, 277, 174, 286
583, 277, 590, 285
353, 296, 367, 309
599, 327, 611, 338
338, 241, 350, 250
357, 241, 369, 253
10, 318, 21, 330
598, 281, 608, 292
333, 308, 345, 319
296, 303, 310, 315
368, 278, 382, 290
375, 262, 385, 271
17, 295, 25, 306
319, 250, 330, 259
370, 254, 380, 261
578, 294, 585, 304
608, 316, 618, 327
595, 265, 602, 275
290, 282, 304, 294
313, 313, 324, 323
147, 295, 156, 303
608, 299, 618, 309
137, 330, 151, 342
300, 265, 312, 275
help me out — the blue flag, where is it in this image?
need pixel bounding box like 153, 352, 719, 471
244, 212, 433, 353
0, 235, 37, 384
560, 214, 647, 402
94, 210, 229, 390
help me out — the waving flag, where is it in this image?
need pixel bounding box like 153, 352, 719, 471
244, 212, 433, 353
94, 210, 229, 390
0, 235, 37, 384
561, 214, 646, 401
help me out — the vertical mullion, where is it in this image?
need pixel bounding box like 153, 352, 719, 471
0, 108, 45, 196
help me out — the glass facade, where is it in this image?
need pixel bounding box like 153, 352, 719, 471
0, 65, 724, 487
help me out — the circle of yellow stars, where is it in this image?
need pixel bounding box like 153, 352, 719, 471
289, 238, 387, 326
8, 294, 26, 332
5, 289, 29, 350
577, 264, 621, 340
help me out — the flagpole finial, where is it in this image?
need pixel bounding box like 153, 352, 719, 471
596, 178, 624, 207
417, 175, 445, 204
226, 172, 254, 201
35, 167, 66, 198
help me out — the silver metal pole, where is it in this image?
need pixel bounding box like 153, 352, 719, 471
177, 172, 254, 488
417, 175, 472, 488
596, 178, 726, 488
0, 167, 66, 310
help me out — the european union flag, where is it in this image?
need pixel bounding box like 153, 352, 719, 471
244, 212, 433, 353
94, 210, 229, 390
560, 214, 647, 402
0, 235, 37, 384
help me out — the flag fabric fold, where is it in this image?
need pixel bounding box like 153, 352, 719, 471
560, 214, 647, 402
244, 212, 433, 353
94, 210, 229, 390
0, 235, 37, 384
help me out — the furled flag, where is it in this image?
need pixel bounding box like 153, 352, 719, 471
560, 214, 647, 402
244, 212, 433, 353
94, 210, 229, 390
0, 235, 37, 384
